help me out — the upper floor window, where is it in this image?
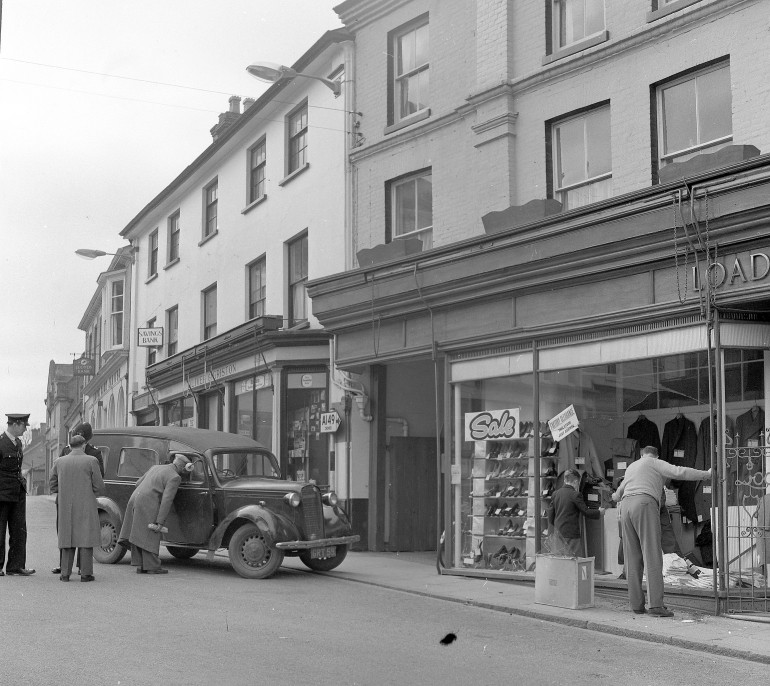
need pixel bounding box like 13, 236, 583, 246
167, 306, 178, 357
288, 234, 308, 326
288, 105, 308, 174
390, 171, 433, 250
148, 229, 159, 277
111, 280, 124, 347
392, 19, 429, 124
656, 62, 732, 169
248, 258, 267, 320
204, 180, 218, 238
203, 284, 217, 341
146, 317, 157, 366
553, 0, 604, 50
249, 139, 267, 202
168, 212, 180, 263
552, 105, 612, 210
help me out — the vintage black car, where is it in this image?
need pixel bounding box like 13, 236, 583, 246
90, 427, 359, 579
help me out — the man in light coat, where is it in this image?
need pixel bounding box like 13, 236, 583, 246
49, 435, 104, 582
118, 454, 190, 574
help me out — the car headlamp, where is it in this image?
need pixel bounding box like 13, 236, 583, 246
322, 491, 338, 506
284, 492, 301, 507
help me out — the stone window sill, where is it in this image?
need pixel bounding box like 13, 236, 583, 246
198, 229, 218, 247
145, 272, 158, 285
384, 109, 431, 136
647, 0, 701, 22
542, 31, 609, 66
241, 194, 268, 215
278, 163, 310, 187
164, 258, 180, 271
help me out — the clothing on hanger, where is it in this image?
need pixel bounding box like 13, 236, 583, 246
694, 414, 734, 521
627, 415, 661, 453
662, 413, 699, 523
557, 428, 604, 479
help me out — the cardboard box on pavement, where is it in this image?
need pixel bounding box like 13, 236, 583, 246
535, 554, 595, 609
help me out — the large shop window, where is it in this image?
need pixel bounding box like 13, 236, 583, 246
457, 348, 767, 574
232, 375, 273, 451
284, 372, 328, 485
165, 397, 195, 428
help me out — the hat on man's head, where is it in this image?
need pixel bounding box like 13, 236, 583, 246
73, 422, 93, 441
6, 414, 30, 426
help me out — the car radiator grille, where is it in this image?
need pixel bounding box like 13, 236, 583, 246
301, 486, 324, 540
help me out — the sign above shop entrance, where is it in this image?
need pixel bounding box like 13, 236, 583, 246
548, 405, 579, 442
464, 408, 520, 442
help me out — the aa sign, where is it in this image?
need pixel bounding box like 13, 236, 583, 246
548, 405, 579, 442
464, 408, 520, 442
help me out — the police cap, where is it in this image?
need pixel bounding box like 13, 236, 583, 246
6, 414, 30, 425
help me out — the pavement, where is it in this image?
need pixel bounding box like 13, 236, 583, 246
281, 549, 770, 665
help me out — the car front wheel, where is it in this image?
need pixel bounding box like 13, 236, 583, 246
94, 511, 127, 564
228, 523, 284, 579
299, 544, 349, 572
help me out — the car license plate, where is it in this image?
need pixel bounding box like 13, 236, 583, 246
311, 546, 336, 559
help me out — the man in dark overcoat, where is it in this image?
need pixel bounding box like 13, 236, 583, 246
118, 454, 190, 574
0, 413, 35, 576
49, 435, 104, 582
52, 422, 104, 575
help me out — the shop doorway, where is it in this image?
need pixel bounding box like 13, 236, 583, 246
284, 371, 329, 486
199, 391, 224, 431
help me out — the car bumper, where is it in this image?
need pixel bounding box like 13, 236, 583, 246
275, 535, 360, 550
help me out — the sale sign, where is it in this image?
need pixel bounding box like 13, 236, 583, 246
464, 408, 520, 442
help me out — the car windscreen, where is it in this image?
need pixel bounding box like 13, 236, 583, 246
210, 450, 281, 480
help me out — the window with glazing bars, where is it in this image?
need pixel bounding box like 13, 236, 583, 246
167, 306, 178, 357
250, 140, 266, 202
248, 258, 266, 320
288, 235, 308, 326
204, 181, 218, 237
111, 280, 124, 346
168, 213, 180, 262
393, 19, 429, 123
203, 285, 217, 340
288, 106, 308, 174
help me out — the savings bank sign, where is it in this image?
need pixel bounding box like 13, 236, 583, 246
464, 408, 520, 442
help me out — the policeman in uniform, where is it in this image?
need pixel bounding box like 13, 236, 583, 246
0, 413, 35, 576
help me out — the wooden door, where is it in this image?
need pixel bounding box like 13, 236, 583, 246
388, 437, 437, 552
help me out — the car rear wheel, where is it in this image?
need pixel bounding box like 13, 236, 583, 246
94, 511, 127, 564
166, 546, 200, 560
228, 523, 284, 579
299, 544, 349, 572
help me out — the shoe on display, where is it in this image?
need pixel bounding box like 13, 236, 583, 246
648, 607, 674, 618
486, 464, 501, 480
486, 502, 498, 516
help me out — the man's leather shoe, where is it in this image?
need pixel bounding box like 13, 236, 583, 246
81, 575, 95, 582
52, 567, 61, 574
6, 568, 35, 576
632, 607, 646, 614
60, 575, 70, 582
144, 568, 169, 575
648, 606, 674, 617
0, 570, 4, 576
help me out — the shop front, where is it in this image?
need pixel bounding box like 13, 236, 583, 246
140, 317, 333, 484
308, 155, 770, 610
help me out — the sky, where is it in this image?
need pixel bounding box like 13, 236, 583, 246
0, 0, 343, 428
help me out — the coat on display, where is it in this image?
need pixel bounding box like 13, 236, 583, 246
661, 414, 699, 523
626, 415, 661, 454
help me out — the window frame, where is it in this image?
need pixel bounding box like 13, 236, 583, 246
167, 211, 180, 264
287, 102, 308, 176
166, 305, 179, 357
202, 283, 218, 341
550, 103, 612, 211
148, 229, 159, 278
248, 137, 267, 204
386, 169, 433, 250
247, 256, 267, 321
388, 14, 430, 128
203, 179, 218, 240
110, 279, 124, 347
287, 233, 309, 327
551, 0, 606, 52
654, 61, 732, 170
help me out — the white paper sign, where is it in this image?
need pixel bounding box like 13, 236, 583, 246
464, 408, 520, 441
451, 465, 461, 485
548, 405, 579, 442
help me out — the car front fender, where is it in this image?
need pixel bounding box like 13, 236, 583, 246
205, 505, 299, 560
96, 498, 123, 526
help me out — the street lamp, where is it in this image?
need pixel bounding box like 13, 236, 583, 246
246, 60, 341, 97
75, 247, 136, 261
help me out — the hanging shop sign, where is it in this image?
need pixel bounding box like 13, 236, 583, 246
320, 410, 341, 434
73, 356, 95, 376
464, 408, 520, 442
137, 327, 164, 347
548, 405, 579, 442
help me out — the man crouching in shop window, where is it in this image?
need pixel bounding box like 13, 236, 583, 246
612, 445, 710, 618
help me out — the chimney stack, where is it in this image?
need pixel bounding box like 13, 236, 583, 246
210, 96, 243, 141
243, 98, 256, 111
